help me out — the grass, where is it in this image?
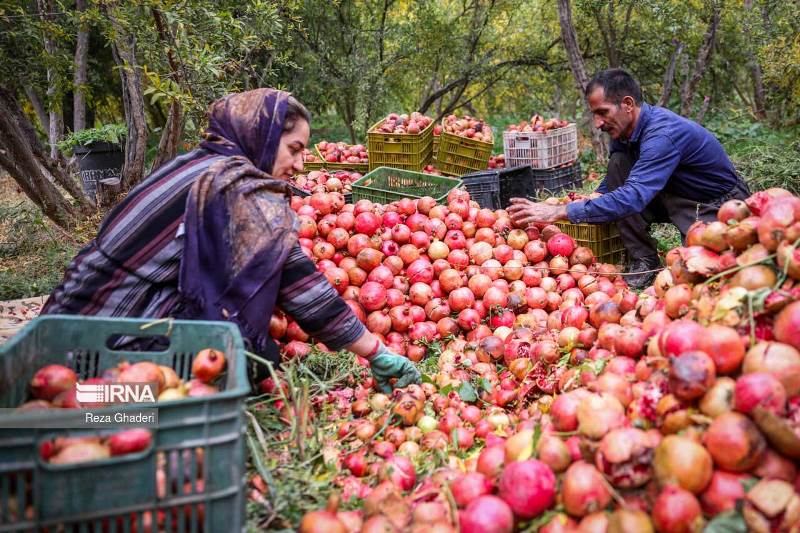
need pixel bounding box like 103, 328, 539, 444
0, 194, 79, 301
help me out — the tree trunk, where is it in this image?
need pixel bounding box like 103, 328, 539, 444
24, 86, 49, 133
73, 0, 90, 132
105, 4, 147, 191
743, 0, 766, 120
657, 40, 685, 107
151, 101, 182, 171
0, 88, 79, 228
150, 8, 184, 171
679, 6, 721, 117
38, 0, 64, 159
556, 0, 608, 162
8, 87, 94, 211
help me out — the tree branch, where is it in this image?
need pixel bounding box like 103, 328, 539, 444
657, 39, 685, 107
679, 5, 721, 116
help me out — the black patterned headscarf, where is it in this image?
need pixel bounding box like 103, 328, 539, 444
200, 88, 289, 174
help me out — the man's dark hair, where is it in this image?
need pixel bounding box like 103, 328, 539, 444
586, 69, 643, 105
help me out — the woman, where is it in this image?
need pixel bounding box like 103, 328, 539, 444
43, 89, 419, 393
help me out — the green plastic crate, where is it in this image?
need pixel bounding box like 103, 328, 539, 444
313, 143, 369, 173
436, 131, 493, 176
367, 119, 434, 172
555, 221, 626, 265
0, 316, 249, 532
432, 135, 440, 160
352, 167, 462, 204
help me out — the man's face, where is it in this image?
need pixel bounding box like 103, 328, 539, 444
588, 87, 635, 140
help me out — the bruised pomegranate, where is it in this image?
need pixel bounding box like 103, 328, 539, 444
595, 428, 657, 488
669, 351, 716, 401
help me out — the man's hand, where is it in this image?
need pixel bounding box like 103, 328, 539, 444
506, 198, 569, 226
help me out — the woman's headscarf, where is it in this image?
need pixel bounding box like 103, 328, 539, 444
179, 89, 299, 358
200, 88, 290, 174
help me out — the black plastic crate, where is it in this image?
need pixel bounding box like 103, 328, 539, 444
461, 170, 501, 210
497, 165, 537, 207
531, 161, 583, 197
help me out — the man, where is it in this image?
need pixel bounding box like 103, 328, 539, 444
508, 69, 749, 289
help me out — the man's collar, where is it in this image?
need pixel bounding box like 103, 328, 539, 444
627, 102, 650, 144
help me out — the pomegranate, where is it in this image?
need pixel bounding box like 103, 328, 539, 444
49, 441, 111, 464
561, 461, 611, 518
743, 340, 800, 396
651, 485, 703, 533
734, 372, 787, 415
668, 351, 715, 401
191, 349, 227, 384
29, 364, 77, 401
459, 495, 514, 533
700, 470, 748, 516
107, 429, 152, 456
299, 495, 346, 533
547, 233, 575, 257
595, 428, 656, 488
498, 459, 556, 519
119, 361, 166, 393
653, 435, 713, 493
703, 412, 766, 472
450, 472, 492, 507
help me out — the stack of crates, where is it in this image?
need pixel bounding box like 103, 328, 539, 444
367, 118, 435, 172
460, 161, 583, 210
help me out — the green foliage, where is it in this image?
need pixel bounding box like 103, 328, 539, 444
706, 111, 800, 193
56, 123, 127, 152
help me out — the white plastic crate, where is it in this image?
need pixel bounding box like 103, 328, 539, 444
502, 123, 578, 169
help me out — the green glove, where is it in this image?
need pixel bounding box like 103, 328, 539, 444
370, 344, 421, 394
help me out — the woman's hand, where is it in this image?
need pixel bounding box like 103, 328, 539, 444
506, 198, 569, 226
370, 344, 421, 393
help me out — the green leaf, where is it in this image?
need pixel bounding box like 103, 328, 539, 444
421, 374, 433, 385
739, 477, 758, 492
704, 510, 747, 533
439, 384, 453, 396
531, 424, 542, 455
478, 377, 492, 393
457, 381, 477, 402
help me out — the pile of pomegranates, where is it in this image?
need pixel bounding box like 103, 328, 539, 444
317, 141, 368, 165
39, 428, 153, 464
373, 112, 434, 135
506, 115, 571, 134
292, 169, 362, 195
18, 348, 226, 410
273, 185, 800, 532
303, 148, 322, 164
441, 114, 493, 143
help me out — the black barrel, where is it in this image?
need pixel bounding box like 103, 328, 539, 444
73, 141, 124, 197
